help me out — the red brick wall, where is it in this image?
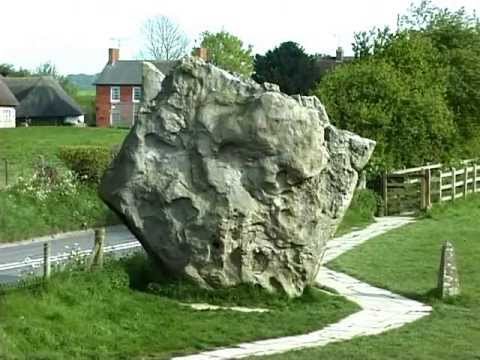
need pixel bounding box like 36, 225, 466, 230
121, 86, 133, 102
96, 86, 111, 127
95, 86, 136, 127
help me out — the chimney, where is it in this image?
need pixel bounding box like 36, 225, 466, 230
108, 48, 120, 64
193, 47, 208, 61
336, 46, 344, 62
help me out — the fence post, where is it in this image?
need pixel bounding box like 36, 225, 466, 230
439, 170, 443, 202
43, 242, 51, 279
90, 228, 106, 270
474, 164, 478, 193
451, 167, 456, 202
420, 172, 427, 210
425, 169, 432, 209
463, 166, 468, 199
4, 159, 8, 187
382, 172, 388, 216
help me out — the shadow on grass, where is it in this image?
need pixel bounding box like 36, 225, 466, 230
120, 253, 333, 309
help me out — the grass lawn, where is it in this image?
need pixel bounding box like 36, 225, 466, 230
259, 196, 480, 359
0, 127, 127, 169
0, 255, 358, 359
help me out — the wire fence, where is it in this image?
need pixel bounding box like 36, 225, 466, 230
0, 229, 143, 292
0, 157, 66, 189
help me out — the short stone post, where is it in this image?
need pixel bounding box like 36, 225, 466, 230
89, 228, 106, 270
438, 241, 460, 298
43, 242, 51, 279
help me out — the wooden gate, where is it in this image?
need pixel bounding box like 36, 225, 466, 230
383, 160, 479, 215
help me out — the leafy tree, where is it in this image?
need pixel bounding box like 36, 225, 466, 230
352, 27, 395, 58
253, 42, 320, 95
196, 31, 254, 76
0, 63, 31, 77
316, 33, 456, 171
140, 15, 189, 61
318, 0, 480, 170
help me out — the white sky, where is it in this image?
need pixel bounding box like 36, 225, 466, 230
1, 0, 478, 74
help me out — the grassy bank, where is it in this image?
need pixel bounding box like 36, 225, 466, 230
0, 255, 358, 359
0, 184, 116, 243
335, 189, 379, 236
0, 127, 127, 242
260, 196, 480, 359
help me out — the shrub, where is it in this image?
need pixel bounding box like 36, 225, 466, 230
58, 146, 115, 184
12, 160, 78, 202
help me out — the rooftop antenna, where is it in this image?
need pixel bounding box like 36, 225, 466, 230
110, 37, 127, 48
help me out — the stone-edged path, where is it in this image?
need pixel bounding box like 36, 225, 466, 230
172, 217, 432, 360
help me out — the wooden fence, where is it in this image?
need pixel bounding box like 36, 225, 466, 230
383, 160, 479, 215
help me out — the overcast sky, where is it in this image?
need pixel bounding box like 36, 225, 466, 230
1, 0, 478, 75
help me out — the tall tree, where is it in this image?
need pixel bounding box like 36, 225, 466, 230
253, 42, 320, 95
317, 34, 456, 171
196, 31, 254, 76
141, 15, 189, 61
0, 63, 31, 77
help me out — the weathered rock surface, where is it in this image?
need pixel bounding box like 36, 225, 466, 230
100, 57, 375, 297
438, 241, 460, 298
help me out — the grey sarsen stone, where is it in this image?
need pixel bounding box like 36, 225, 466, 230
100, 57, 375, 297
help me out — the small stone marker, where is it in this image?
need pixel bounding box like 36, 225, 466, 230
438, 241, 460, 298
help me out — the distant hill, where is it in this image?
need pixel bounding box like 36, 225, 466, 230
67, 73, 97, 91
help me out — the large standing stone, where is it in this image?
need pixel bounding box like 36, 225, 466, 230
99, 57, 375, 297
438, 241, 460, 298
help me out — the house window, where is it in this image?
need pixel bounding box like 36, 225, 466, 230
110, 107, 121, 126
133, 87, 142, 102
111, 86, 120, 102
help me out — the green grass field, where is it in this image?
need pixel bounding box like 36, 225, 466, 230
260, 196, 480, 359
0, 127, 127, 168
0, 255, 357, 359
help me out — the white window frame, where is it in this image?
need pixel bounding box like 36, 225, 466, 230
132, 86, 142, 103
111, 86, 120, 103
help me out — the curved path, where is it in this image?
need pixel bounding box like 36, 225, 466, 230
172, 217, 432, 360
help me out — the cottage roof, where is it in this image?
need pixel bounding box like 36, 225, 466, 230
3, 76, 83, 119
0, 77, 19, 107
94, 60, 177, 85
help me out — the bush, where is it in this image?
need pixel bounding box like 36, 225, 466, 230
58, 146, 115, 184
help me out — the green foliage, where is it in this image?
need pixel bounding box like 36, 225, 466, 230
58, 146, 115, 184
317, 38, 456, 171
336, 189, 379, 236
254, 41, 321, 95
316, 1, 480, 171
0, 63, 31, 77
197, 30, 254, 76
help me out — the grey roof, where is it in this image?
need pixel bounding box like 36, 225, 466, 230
3, 76, 83, 119
0, 77, 18, 107
94, 60, 177, 85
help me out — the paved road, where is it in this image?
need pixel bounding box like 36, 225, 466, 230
0, 225, 139, 284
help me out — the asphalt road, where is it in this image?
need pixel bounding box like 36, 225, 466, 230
0, 225, 140, 284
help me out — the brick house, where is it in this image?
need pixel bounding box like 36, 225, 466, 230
94, 48, 179, 127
